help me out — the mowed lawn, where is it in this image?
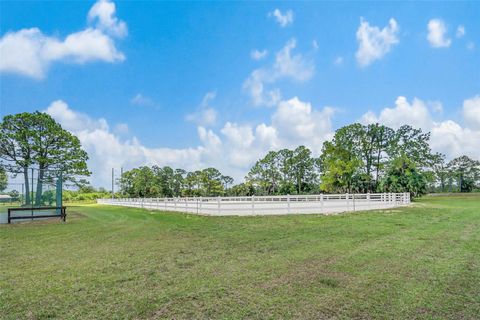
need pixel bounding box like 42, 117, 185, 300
1, 196, 479, 319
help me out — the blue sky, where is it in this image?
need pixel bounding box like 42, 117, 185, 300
1, 1, 479, 187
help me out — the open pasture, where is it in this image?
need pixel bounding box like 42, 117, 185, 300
1, 195, 479, 319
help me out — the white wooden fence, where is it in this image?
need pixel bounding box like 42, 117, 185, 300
97, 193, 410, 216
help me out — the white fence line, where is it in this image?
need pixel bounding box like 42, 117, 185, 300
97, 193, 410, 216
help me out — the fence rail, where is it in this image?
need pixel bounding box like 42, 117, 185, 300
97, 193, 410, 216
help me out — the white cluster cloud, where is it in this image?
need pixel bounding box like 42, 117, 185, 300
244, 39, 314, 106
356, 17, 399, 67
250, 49, 268, 60
462, 95, 480, 130
45, 96, 334, 187
269, 9, 294, 27
88, 0, 127, 38
272, 98, 334, 148
360, 96, 434, 130
361, 95, 480, 161
0, 0, 126, 79
186, 91, 218, 127
47, 100, 110, 132
427, 19, 451, 48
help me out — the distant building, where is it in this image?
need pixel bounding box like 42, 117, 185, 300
0, 194, 12, 203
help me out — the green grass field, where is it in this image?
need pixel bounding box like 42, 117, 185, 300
1, 195, 479, 319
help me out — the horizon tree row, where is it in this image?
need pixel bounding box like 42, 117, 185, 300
118, 166, 234, 198
242, 123, 479, 197
1, 111, 479, 199
118, 123, 480, 198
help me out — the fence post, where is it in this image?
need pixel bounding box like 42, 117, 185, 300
217, 196, 221, 215
199, 196, 203, 214
367, 193, 371, 209
287, 194, 290, 214
346, 193, 349, 211
320, 194, 324, 213
174, 197, 177, 211
252, 195, 255, 215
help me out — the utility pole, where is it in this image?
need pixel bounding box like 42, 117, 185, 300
120, 167, 124, 196
111, 168, 114, 199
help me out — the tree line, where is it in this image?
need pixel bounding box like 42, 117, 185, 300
118, 123, 480, 198
1, 111, 478, 200
119, 166, 234, 198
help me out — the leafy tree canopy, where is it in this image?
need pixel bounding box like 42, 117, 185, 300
0, 111, 90, 205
